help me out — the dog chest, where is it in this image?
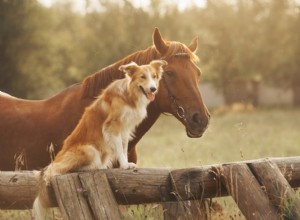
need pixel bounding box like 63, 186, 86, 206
121, 105, 147, 128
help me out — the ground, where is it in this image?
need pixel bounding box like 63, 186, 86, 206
1, 108, 300, 219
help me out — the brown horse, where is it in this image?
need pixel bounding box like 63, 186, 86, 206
0, 28, 210, 171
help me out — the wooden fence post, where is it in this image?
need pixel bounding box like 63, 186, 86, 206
250, 159, 300, 219
162, 168, 220, 220
51, 171, 121, 220
218, 163, 280, 220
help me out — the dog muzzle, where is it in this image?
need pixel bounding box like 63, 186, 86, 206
139, 86, 156, 102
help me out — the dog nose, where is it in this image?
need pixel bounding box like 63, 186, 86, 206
150, 87, 157, 93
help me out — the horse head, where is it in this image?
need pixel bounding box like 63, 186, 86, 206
153, 28, 210, 138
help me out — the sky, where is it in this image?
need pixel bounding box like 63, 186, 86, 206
39, 0, 207, 13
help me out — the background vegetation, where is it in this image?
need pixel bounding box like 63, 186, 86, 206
1, 0, 300, 104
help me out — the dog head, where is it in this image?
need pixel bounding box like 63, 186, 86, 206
119, 60, 167, 102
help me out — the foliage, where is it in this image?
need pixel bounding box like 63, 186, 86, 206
0, 0, 300, 101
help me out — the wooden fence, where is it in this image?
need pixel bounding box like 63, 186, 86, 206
1, 157, 300, 219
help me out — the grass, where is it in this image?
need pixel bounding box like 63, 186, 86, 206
135, 107, 300, 219
138, 107, 300, 168
1, 108, 300, 219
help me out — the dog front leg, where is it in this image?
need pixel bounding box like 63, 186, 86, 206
121, 134, 136, 169
106, 134, 135, 169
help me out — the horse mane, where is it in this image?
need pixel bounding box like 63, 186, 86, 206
81, 40, 199, 98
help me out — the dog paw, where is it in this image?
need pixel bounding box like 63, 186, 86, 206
127, 162, 137, 169
120, 162, 137, 169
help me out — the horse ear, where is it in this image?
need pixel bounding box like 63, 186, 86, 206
150, 60, 168, 78
153, 27, 168, 55
188, 36, 198, 53
119, 62, 140, 77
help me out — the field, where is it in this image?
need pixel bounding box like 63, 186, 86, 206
1, 108, 300, 219
138, 107, 300, 168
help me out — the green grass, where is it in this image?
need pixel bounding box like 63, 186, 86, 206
138, 108, 300, 168
135, 108, 300, 219
2, 108, 300, 219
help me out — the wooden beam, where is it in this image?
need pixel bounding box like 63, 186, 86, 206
0, 171, 37, 209
78, 172, 122, 220
219, 163, 279, 220
250, 159, 300, 219
51, 172, 93, 220
1, 157, 300, 210
51, 172, 122, 220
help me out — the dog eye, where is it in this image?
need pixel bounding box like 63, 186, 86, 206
152, 74, 157, 78
140, 75, 146, 79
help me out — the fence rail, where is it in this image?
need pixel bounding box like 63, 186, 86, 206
1, 157, 300, 219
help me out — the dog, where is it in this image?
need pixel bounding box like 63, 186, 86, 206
32, 60, 167, 219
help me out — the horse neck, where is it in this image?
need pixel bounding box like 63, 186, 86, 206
128, 101, 161, 153
81, 46, 160, 98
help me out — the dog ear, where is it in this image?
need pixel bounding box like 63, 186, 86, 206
119, 62, 140, 77
150, 60, 168, 78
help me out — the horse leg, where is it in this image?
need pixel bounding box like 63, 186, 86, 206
128, 145, 138, 164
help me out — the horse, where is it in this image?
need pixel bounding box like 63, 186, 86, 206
0, 28, 210, 171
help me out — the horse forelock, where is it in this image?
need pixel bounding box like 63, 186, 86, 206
163, 41, 199, 62
81, 40, 198, 98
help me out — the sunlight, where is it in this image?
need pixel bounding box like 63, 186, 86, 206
38, 0, 206, 13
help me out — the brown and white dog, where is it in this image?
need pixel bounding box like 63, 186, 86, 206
33, 60, 167, 219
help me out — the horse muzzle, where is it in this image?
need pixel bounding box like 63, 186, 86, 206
185, 112, 210, 138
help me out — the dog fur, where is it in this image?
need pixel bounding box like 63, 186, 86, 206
32, 60, 167, 219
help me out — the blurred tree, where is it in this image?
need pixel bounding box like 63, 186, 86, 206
82, 0, 154, 74
1, 0, 300, 105
0, 0, 93, 98
196, 0, 261, 104
260, 0, 300, 105
193, 0, 300, 105
290, 6, 300, 105
0, 0, 38, 97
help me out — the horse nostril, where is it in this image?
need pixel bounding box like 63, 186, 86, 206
192, 113, 209, 127
192, 113, 201, 124
150, 87, 157, 93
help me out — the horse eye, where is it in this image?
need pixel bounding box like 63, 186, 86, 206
165, 71, 175, 77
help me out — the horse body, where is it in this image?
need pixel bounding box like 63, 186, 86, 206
0, 84, 93, 169
0, 28, 210, 171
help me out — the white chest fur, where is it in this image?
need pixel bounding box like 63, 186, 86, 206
120, 102, 147, 133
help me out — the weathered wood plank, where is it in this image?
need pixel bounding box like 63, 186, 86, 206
51, 174, 93, 220
0, 171, 37, 209
1, 157, 300, 210
78, 172, 122, 220
169, 167, 226, 200
165, 168, 217, 220
104, 168, 173, 204
250, 159, 300, 219
219, 163, 280, 220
